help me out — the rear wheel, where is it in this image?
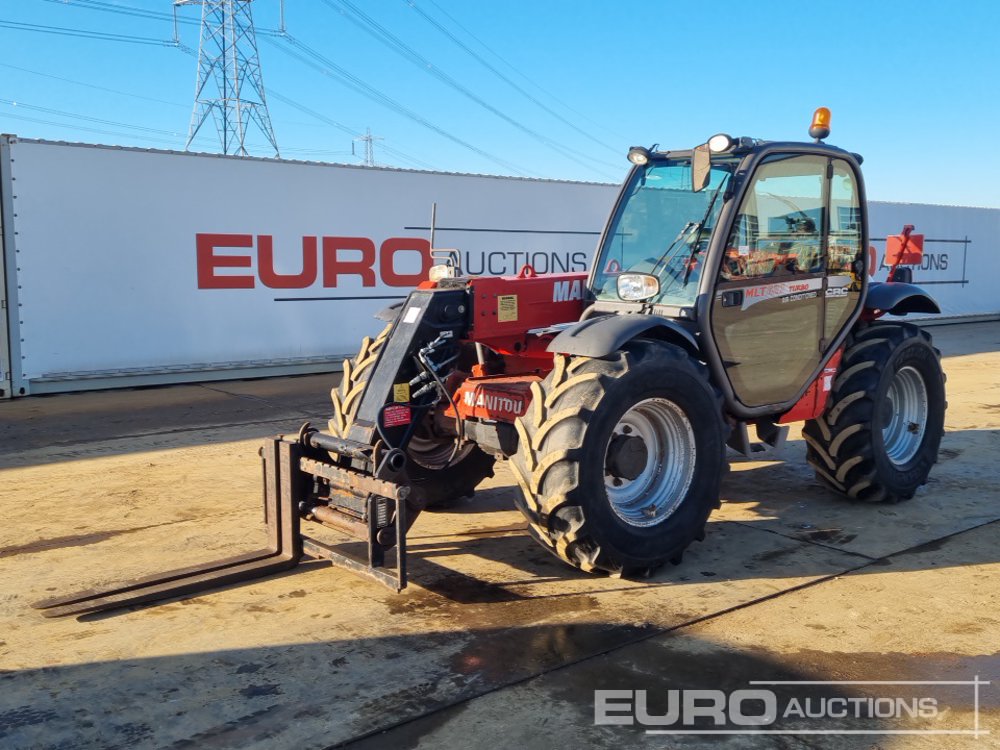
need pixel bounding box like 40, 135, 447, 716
509, 341, 727, 576
803, 322, 945, 503
329, 324, 495, 508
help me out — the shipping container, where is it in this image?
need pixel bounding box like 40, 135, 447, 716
1, 136, 997, 397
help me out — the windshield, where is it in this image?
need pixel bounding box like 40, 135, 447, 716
591, 160, 735, 307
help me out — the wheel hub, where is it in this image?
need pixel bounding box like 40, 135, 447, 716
882, 365, 929, 467
604, 397, 696, 528
605, 434, 649, 481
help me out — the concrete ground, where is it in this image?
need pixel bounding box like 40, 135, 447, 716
0, 322, 997, 749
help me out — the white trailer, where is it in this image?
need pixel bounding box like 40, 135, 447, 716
1, 136, 997, 397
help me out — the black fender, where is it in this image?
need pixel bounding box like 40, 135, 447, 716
865, 282, 941, 316
547, 314, 700, 358
375, 300, 405, 322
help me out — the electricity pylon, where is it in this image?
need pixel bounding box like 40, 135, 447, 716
176, 0, 279, 156
353, 127, 383, 167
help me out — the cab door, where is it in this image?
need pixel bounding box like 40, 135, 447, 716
710, 154, 828, 408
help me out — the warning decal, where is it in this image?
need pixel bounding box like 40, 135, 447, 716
497, 295, 518, 322
382, 404, 411, 427
393, 382, 410, 402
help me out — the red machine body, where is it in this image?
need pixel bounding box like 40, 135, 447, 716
465, 267, 587, 356
778, 348, 844, 423
446, 375, 541, 422
425, 265, 588, 423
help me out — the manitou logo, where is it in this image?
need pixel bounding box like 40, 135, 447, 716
553, 278, 584, 302
196, 233, 432, 289
463, 390, 526, 416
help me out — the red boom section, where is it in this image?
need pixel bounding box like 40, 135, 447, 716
431, 266, 589, 422
465, 267, 587, 370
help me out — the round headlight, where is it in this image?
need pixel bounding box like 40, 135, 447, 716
707, 133, 734, 153
627, 146, 650, 166
616, 273, 660, 302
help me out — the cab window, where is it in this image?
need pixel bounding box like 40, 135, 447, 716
825, 159, 864, 340
828, 160, 862, 273
721, 155, 827, 281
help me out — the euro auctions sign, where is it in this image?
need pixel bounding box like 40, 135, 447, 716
2, 139, 615, 393
195, 234, 432, 290
594, 678, 989, 738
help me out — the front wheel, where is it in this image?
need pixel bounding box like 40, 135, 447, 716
803, 322, 946, 503
509, 341, 727, 576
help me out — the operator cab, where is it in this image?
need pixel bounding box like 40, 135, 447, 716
587, 109, 869, 416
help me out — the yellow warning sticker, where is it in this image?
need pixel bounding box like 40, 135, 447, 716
393, 382, 410, 403
497, 294, 518, 323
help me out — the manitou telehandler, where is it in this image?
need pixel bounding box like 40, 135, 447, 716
38, 108, 945, 617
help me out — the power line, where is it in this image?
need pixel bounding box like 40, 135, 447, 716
405, 0, 619, 157
263, 34, 533, 176
38, 0, 283, 41
177, 42, 437, 170
267, 90, 439, 171
421, 0, 630, 144
0, 111, 186, 146
39, 0, 196, 26
320, 0, 620, 178
0, 99, 186, 136
7, 4, 524, 174
0, 62, 188, 109
0, 20, 179, 46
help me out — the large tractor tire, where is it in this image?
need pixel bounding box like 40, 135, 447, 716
803, 321, 945, 503
509, 341, 727, 577
329, 324, 495, 508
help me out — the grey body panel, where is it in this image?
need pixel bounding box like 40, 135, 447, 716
375, 301, 405, 322
866, 282, 941, 315
547, 314, 699, 358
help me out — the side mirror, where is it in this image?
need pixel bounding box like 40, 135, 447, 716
692, 144, 711, 193
617, 273, 660, 302
891, 267, 913, 284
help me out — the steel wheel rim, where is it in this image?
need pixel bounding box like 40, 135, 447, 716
604, 397, 696, 527
883, 365, 929, 466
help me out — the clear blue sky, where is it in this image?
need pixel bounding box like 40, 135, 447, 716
1, 0, 998, 207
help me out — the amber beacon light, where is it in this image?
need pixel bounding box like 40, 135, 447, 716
809, 107, 832, 141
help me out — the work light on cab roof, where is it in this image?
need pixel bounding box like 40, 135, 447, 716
707, 133, 735, 153
627, 145, 651, 166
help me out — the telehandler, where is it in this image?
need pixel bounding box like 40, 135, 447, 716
38, 108, 945, 616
